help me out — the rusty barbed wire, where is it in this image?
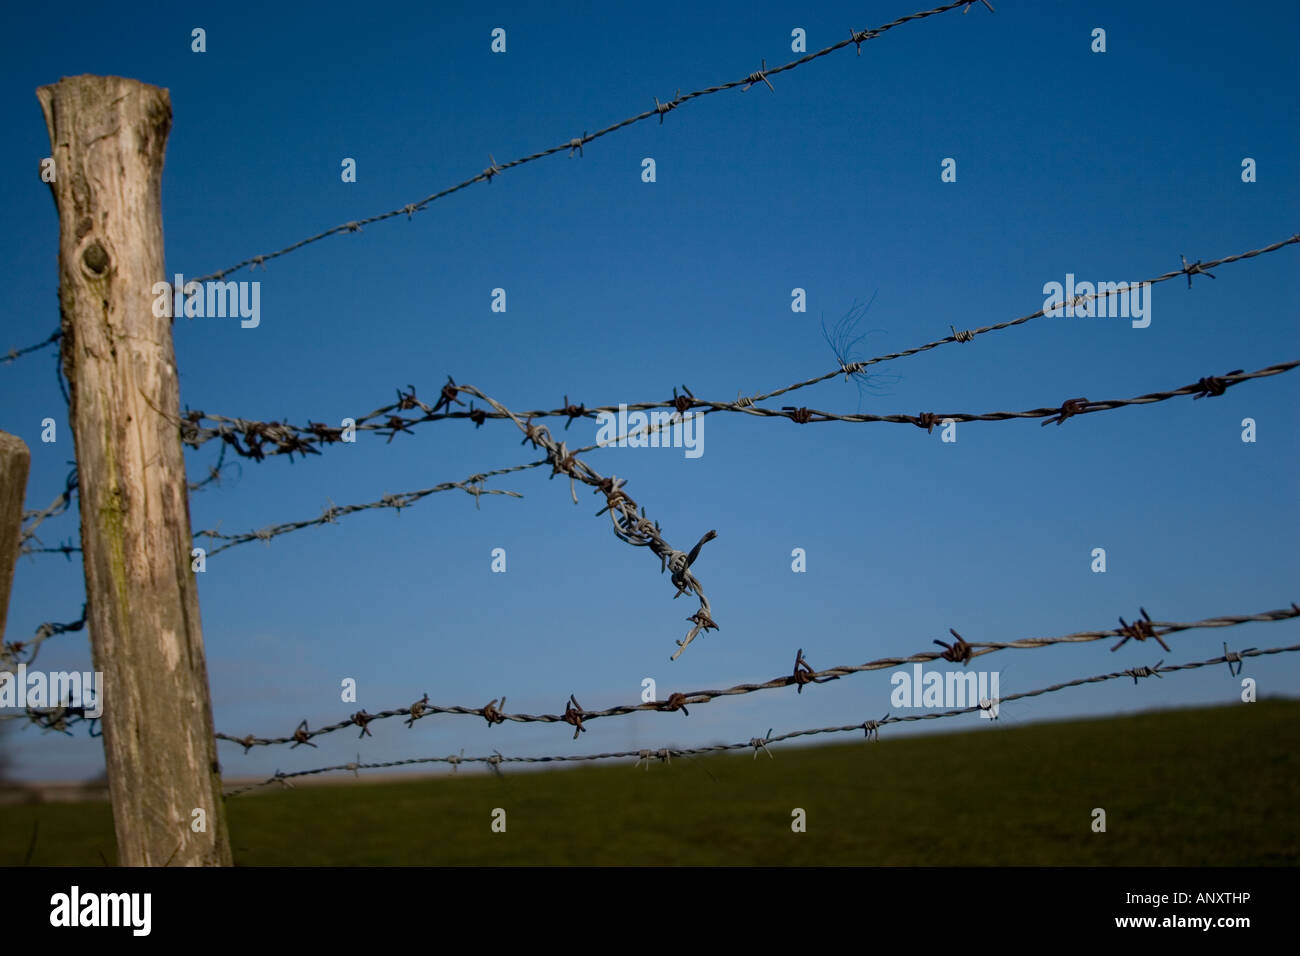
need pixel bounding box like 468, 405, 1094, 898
178, 233, 1300, 460
457, 382, 718, 660
221, 640, 1297, 797
178, 357, 1299, 473
0, 605, 88, 670
186, 1, 987, 286
193, 469, 522, 558
23, 355, 1288, 564
213, 602, 1299, 750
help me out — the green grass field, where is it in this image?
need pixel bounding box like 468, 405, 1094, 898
5, 700, 1298, 865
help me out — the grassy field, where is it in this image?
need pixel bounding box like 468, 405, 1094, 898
4, 700, 1298, 865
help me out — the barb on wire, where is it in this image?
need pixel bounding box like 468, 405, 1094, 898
213, 602, 1300, 750
190, 1, 984, 285
457, 382, 718, 660
935, 628, 974, 664
222, 642, 1300, 797
18, 466, 78, 555
1222, 641, 1255, 677
1, 605, 87, 669
3, 329, 61, 366
1112, 608, 1171, 653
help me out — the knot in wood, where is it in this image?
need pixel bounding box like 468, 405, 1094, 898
81, 240, 109, 276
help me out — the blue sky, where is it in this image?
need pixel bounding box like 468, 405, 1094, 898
2, 0, 1297, 784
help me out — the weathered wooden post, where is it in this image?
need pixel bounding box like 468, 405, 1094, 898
0, 431, 30, 643
37, 75, 231, 866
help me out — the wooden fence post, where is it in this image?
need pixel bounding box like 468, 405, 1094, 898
37, 75, 231, 866
0, 432, 30, 644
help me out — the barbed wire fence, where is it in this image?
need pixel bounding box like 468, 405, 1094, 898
202, 604, 1296, 750
221, 642, 1300, 797
4, 0, 1297, 839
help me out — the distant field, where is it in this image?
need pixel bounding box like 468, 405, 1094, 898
4, 700, 1298, 865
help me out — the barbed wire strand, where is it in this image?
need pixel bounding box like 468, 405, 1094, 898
212, 602, 1298, 750
455, 382, 719, 660
175, 356, 1300, 470
194, 470, 523, 557
1, 329, 61, 366
17, 466, 78, 553
186, 1, 988, 286
220, 641, 1297, 797
0, 604, 88, 670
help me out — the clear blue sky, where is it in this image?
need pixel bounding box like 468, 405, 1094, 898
2, 0, 1297, 783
